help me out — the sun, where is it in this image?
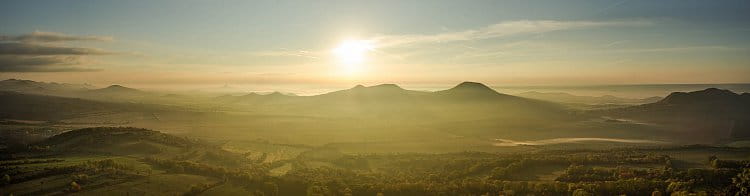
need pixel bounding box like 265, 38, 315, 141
332, 39, 374, 69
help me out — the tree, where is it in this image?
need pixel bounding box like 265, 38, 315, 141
340, 187, 352, 196
69, 181, 82, 192
732, 167, 750, 196
572, 188, 593, 196
708, 155, 718, 164
3, 174, 10, 185
306, 185, 326, 196
263, 181, 279, 196
172, 165, 185, 173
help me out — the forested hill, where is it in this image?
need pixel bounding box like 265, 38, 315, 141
602, 88, 750, 142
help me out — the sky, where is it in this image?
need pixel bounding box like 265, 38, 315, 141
1, 0, 749, 92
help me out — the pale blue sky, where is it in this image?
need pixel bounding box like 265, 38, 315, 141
1, 0, 749, 89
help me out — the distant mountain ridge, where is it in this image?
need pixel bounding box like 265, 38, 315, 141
3, 79, 750, 144
215, 81, 516, 104
0, 79, 95, 95
0, 91, 140, 121
0, 79, 158, 102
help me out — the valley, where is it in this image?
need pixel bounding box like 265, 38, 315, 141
1, 79, 749, 195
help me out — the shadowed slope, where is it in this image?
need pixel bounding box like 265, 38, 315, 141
604, 88, 750, 143
36, 127, 197, 154
0, 79, 94, 96
0, 91, 134, 121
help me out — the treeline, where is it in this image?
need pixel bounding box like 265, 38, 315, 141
277, 165, 750, 195
182, 181, 224, 196
279, 166, 668, 196
489, 159, 568, 180
264, 151, 748, 195
709, 155, 750, 169
136, 147, 750, 195
143, 157, 287, 195
37, 127, 199, 148
1, 159, 140, 185
0, 159, 64, 166
142, 157, 269, 188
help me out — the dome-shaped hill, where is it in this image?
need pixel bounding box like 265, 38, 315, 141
37, 127, 197, 154
95, 85, 141, 93
606, 88, 750, 143
619, 88, 749, 116
658, 88, 742, 105
449, 82, 497, 92
85, 85, 149, 99
436, 81, 516, 100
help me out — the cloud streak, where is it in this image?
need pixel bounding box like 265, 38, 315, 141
0, 31, 113, 43
0, 31, 114, 72
0, 43, 113, 55
250, 50, 321, 59
0, 56, 98, 72
372, 20, 652, 48
244, 20, 653, 60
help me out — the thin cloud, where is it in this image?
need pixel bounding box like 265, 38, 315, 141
0, 43, 114, 55
250, 50, 322, 59
608, 46, 745, 53
0, 56, 99, 72
243, 20, 652, 60
372, 20, 652, 48
0, 31, 113, 43
605, 40, 630, 48
0, 31, 115, 72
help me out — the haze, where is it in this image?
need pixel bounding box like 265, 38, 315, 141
2, 0, 750, 92
2, 1, 750, 196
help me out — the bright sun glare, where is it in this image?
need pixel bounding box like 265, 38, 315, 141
332, 40, 374, 73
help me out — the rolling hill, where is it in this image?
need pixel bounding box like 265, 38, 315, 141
32, 127, 248, 166
0, 79, 94, 96
36, 127, 196, 154
0, 91, 132, 121
603, 88, 750, 143
3, 79, 748, 145
206, 81, 570, 122
83, 85, 153, 100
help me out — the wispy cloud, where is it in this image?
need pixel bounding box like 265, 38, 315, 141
372, 20, 652, 48
0, 43, 114, 55
609, 46, 745, 53
0, 56, 98, 72
0, 31, 114, 72
0, 31, 113, 43
249, 50, 321, 59
243, 20, 653, 60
